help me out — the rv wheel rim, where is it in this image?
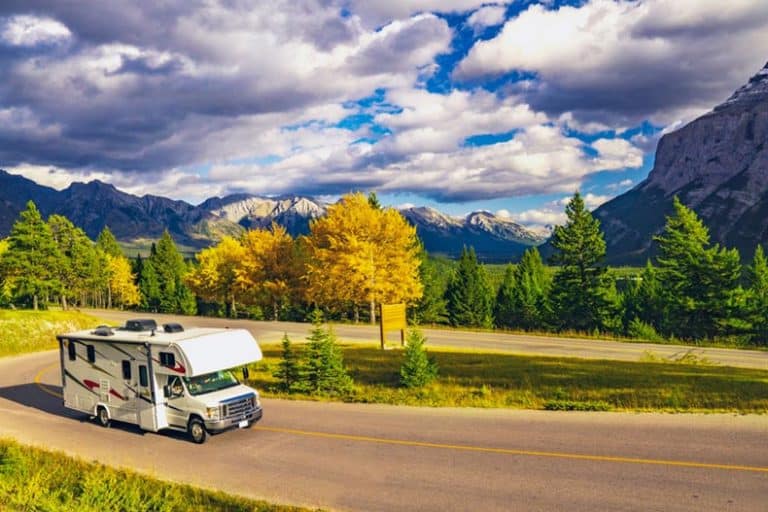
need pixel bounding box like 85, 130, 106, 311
191, 423, 203, 440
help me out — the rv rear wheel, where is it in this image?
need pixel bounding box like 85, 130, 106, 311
188, 418, 207, 444
96, 406, 110, 428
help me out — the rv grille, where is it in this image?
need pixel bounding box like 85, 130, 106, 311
221, 394, 256, 420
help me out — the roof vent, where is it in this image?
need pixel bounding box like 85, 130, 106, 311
92, 325, 114, 336
125, 319, 158, 332
163, 323, 184, 333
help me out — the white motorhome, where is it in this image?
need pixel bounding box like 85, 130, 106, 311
56, 318, 263, 443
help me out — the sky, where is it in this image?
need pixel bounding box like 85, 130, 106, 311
1, 0, 767, 229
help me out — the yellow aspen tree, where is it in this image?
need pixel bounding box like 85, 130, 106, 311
237, 223, 300, 321
305, 192, 423, 324
106, 255, 140, 308
185, 236, 245, 317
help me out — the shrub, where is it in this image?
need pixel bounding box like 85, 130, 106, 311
400, 329, 438, 388
627, 317, 664, 342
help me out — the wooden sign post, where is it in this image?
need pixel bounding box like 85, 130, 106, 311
379, 303, 406, 349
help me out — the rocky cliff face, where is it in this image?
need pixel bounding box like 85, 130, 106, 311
594, 62, 768, 264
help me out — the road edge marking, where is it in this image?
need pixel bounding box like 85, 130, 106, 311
253, 425, 768, 474
34, 363, 63, 399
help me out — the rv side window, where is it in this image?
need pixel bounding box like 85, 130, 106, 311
139, 365, 148, 387
159, 352, 175, 368
67, 340, 76, 361
122, 360, 131, 380
86, 345, 95, 363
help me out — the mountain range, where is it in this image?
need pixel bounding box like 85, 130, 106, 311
594, 61, 768, 264
0, 170, 544, 261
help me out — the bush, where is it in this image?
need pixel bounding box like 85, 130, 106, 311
400, 329, 438, 388
627, 317, 664, 342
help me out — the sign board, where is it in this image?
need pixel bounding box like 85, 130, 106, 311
379, 303, 406, 349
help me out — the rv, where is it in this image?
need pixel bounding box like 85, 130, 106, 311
56, 319, 263, 444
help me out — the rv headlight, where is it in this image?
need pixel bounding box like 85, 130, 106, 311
252, 394, 261, 408
206, 406, 220, 420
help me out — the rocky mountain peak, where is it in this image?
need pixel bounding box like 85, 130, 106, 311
717, 62, 768, 110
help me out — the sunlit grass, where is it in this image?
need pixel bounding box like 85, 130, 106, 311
0, 439, 318, 512
0, 310, 101, 357
250, 343, 768, 413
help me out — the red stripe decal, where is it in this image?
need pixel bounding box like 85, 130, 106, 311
83, 379, 100, 390
109, 389, 127, 401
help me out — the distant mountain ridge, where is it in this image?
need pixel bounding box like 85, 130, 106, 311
0, 170, 544, 260
594, 61, 768, 264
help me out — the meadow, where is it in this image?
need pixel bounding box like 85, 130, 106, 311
0, 310, 101, 357
250, 342, 768, 414
0, 439, 317, 512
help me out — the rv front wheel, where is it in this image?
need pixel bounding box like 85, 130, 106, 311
188, 418, 207, 444
96, 406, 110, 428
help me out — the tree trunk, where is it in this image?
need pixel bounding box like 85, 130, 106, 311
33, 294, 38, 311
107, 285, 112, 309
354, 306, 359, 324
370, 299, 376, 325
273, 301, 278, 321
230, 295, 237, 319
61, 295, 68, 311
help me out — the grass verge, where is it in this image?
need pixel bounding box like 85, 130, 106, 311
250, 343, 768, 413
0, 438, 317, 512
0, 310, 101, 358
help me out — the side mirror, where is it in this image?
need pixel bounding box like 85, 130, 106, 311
163, 385, 170, 398
242, 367, 250, 381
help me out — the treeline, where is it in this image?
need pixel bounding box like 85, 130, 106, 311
0, 202, 139, 310
430, 193, 768, 346
2, 191, 766, 346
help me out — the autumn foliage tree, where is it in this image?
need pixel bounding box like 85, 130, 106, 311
186, 236, 246, 317
304, 192, 423, 324
237, 223, 301, 321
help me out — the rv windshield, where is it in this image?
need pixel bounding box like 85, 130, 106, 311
183, 370, 239, 396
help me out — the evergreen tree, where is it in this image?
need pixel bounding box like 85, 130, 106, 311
493, 264, 517, 328
138, 258, 161, 312
0, 201, 62, 309
745, 245, 768, 345
399, 328, 438, 388
549, 192, 613, 332
273, 333, 301, 391
495, 248, 550, 330
149, 230, 197, 314
367, 191, 382, 209
299, 311, 353, 395
445, 246, 493, 328
411, 247, 448, 325
48, 214, 98, 309
654, 197, 742, 339
96, 226, 122, 257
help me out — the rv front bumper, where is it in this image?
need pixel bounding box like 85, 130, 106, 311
205, 406, 263, 433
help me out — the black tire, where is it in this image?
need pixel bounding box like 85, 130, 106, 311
96, 406, 110, 428
188, 417, 207, 444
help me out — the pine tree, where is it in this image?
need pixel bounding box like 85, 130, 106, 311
138, 258, 161, 311
411, 247, 448, 325
549, 192, 613, 332
445, 246, 493, 328
745, 245, 768, 345
48, 214, 98, 309
654, 197, 742, 339
149, 230, 197, 314
400, 328, 438, 388
96, 226, 122, 257
493, 264, 517, 328
495, 247, 550, 330
299, 311, 353, 395
0, 201, 62, 309
273, 333, 300, 391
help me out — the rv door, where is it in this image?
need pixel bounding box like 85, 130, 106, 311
136, 363, 157, 431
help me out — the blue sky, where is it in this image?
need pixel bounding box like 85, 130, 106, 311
1, 0, 766, 228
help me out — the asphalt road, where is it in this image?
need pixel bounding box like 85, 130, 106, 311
88, 309, 768, 369
1, 350, 766, 511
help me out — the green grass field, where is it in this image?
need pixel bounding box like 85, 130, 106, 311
250, 343, 768, 413
0, 310, 101, 358
0, 439, 317, 512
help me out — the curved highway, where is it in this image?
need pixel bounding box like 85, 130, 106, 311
0, 350, 766, 511
90, 310, 768, 370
